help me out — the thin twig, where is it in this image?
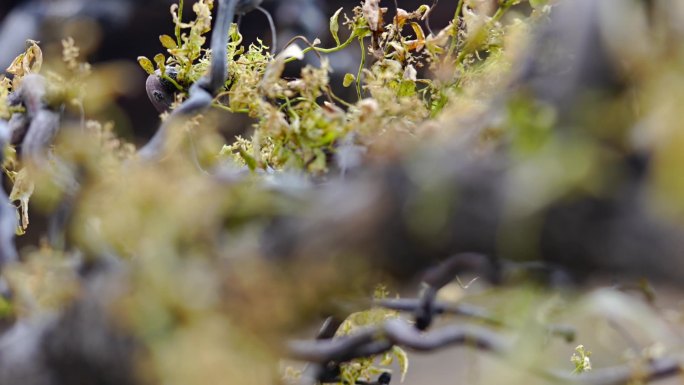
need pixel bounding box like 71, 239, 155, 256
425, 0, 439, 36
256, 5, 277, 54
375, 298, 504, 326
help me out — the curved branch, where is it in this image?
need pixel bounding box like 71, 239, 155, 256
17, 74, 61, 166
287, 318, 510, 363
288, 316, 680, 385
287, 327, 378, 363
138, 83, 213, 160
375, 298, 504, 326
208, 0, 238, 94
255, 5, 277, 54
0, 120, 18, 267
382, 318, 510, 353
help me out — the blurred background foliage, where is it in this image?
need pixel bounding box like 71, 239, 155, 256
4, 1, 684, 385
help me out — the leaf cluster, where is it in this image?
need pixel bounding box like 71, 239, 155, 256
137, 0, 549, 175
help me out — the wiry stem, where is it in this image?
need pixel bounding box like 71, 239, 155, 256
356, 36, 366, 100
256, 5, 277, 54
175, 0, 184, 47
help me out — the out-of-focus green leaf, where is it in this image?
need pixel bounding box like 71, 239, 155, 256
529, 0, 548, 8
330, 7, 343, 46
238, 148, 257, 171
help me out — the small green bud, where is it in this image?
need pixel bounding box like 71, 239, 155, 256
343, 73, 355, 87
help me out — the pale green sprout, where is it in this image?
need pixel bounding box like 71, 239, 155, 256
571, 344, 592, 374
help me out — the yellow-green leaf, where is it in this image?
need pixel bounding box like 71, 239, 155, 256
137, 56, 155, 75
417, 4, 430, 18
159, 34, 178, 49
343, 73, 355, 87
397, 80, 416, 97
153, 53, 166, 74
238, 148, 257, 171
393, 346, 409, 382
410, 22, 426, 43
